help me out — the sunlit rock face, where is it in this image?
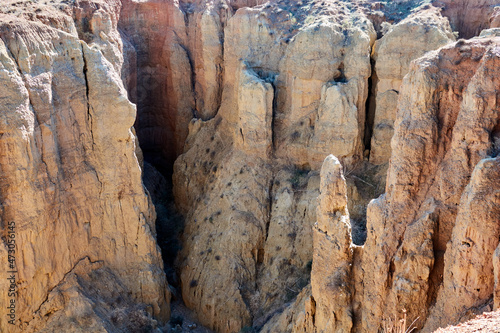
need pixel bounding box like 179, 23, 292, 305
259, 32, 500, 333
0, 1, 169, 332
2, 0, 500, 333
173, 1, 377, 331
369, 5, 455, 165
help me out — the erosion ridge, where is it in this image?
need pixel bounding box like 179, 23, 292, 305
0, 0, 499, 333
0, 1, 169, 332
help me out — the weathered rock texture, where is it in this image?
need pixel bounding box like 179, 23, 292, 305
118, 0, 263, 173
119, 0, 194, 172
369, 6, 455, 165
133, 1, 500, 332
171, 2, 500, 332
262, 32, 500, 333
491, 6, 500, 28
372, 35, 500, 332
0, 1, 169, 332
359, 35, 500, 333
173, 1, 377, 332
426, 157, 500, 330
436, 0, 498, 38
421, 38, 500, 330
434, 309, 500, 332
2, 0, 500, 333
310, 155, 354, 333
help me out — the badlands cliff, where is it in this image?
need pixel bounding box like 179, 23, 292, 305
0, 0, 499, 332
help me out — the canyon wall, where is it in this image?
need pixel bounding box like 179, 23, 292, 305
264, 33, 500, 333
436, 0, 498, 38
1, 0, 500, 332
170, 2, 500, 332
369, 6, 455, 165
128, 0, 500, 332
169, 2, 476, 332
361, 35, 500, 332
172, 1, 377, 331
0, 1, 169, 332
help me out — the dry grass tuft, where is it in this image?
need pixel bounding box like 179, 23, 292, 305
383, 309, 419, 333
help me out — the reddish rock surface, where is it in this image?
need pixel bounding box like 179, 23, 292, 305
435, 0, 497, 38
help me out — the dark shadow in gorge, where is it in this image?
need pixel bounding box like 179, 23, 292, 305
118, 0, 189, 294
142, 161, 184, 289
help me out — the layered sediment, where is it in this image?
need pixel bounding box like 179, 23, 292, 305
1, 1, 500, 332
0, 1, 169, 332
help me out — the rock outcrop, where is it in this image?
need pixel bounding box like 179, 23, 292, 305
360, 35, 500, 333
118, 0, 262, 173
261, 31, 500, 333
0, 1, 169, 332
261, 155, 354, 333
369, 6, 455, 165
358, 35, 500, 332
172, 2, 500, 332
491, 6, 500, 28
436, 0, 498, 38
173, 1, 377, 332
119, 0, 195, 172
2, 0, 500, 333
421, 37, 500, 330
425, 157, 500, 330
310, 155, 354, 333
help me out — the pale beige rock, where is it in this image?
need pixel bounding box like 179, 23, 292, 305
173, 3, 500, 333
176, 149, 272, 332
173, 62, 274, 332
425, 156, 500, 330
360, 37, 500, 332
0, 3, 169, 332
369, 6, 455, 165
173, 2, 378, 332
182, 1, 231, 120
274, 20, 375, 169
234, 63, 273, 157
28, 258, 161, 333
260, 285, 315, 333
222, 2, 375, 170
479, 28, 500, 38
255, 169, 319, 323
387, 200, 436, 325
491, 7, 500, 28
263, 34, 500, 333
311, 155, 353, 333
260, 156, 360, 333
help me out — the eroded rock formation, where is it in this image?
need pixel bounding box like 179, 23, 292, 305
172, 1, 378, 331
278, 34, 500, 333
2, 0, 500, 332
0, 1, 169, 332
158, 1, 500, 332
436, 0, 498, 38
369, 5, 455, 165
310, 155, 354, 333
376, 35, 500, 332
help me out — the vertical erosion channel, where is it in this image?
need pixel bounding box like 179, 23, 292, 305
118, 0, 186, 292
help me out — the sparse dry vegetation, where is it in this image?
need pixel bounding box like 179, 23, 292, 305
383, 309, 419, 333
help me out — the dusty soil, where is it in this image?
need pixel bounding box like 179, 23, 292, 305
167, 300, 215, 333
435, 310, 500, 333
